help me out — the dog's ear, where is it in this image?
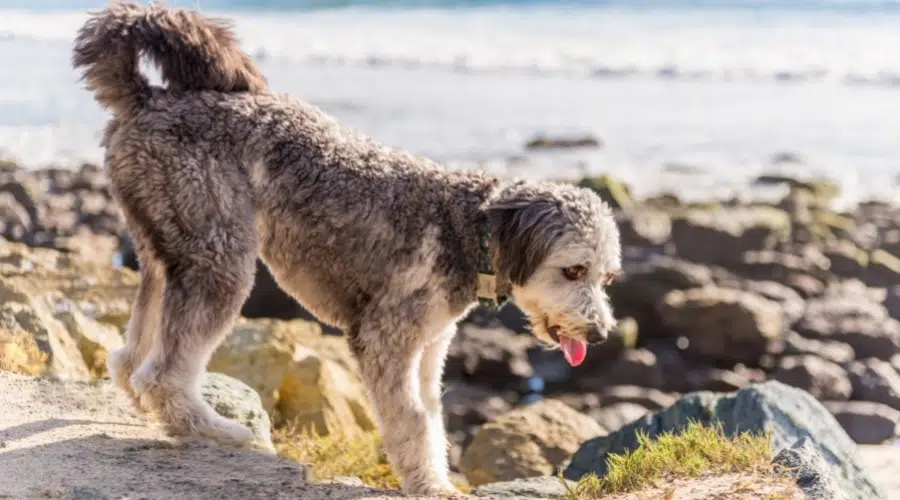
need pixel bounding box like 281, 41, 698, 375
486, 194, 564, 286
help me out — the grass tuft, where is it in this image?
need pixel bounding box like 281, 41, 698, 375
561, 421, 777, 499
273, 423, 400, 490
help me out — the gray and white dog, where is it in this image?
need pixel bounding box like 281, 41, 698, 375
73, 3, 622, 495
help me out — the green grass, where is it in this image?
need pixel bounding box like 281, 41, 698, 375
560, 421, 778, 499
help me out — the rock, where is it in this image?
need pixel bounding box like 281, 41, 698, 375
773, 437, 847, 500
616, 209, 670, 247
824, 240, 868, 279
740, 280, 805, 324
575, 348, 666, 391
0, 371, 347, 499
443, 382, 514, 467
845, 359, 900, 411
0, 239, 139, 328
796, 295, 900, 361
52, 299, 123, 378
782, 331, 855, 365
0, 307, 47, 376
733, 250, 830, 287
445, 324, 534, 389
773, 355, 852, 401
682, 365, 764, 393
460, 399, 605, 486
0, 299, 90, 381
864, 249, 900, 288
576, 175, 631, 210
565, 380, 888, 500
658, 287, 784, 364
208, 318, 375, 434
472, 476, 572, 499
598, 385, 677, 410
589, 402, 649, 433
609, 254, 714, 336
200, 372, 275, 452
670, 207, 790, 266
823, 401, 900, 445
524, 135, 601, 150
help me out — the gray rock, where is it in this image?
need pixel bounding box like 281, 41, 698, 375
598, 385, 677, 410
201, 372, 274, 452
824, 401, 900, 445
773, 355, 853, 401
564, 380, 887, 500
741, 280, 806, 324
773, 437, 847, 500
845, 359, 900, 411
472, 476, 572, 499
575, 349, 665, 391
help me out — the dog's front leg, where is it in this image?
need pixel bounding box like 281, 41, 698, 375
354, 325, 459, 496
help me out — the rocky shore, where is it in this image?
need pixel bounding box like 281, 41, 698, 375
0, 161, 898, 499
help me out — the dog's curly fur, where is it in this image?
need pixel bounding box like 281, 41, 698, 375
73, 3, 622, 495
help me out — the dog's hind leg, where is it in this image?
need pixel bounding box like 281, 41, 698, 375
351, 320, 459, 496
129, 241, 259, 449
106, 244, 164, 413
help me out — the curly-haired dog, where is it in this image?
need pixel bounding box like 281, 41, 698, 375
73, 3, 621, 495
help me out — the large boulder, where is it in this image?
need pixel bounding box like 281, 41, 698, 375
657, 287, 784, 364
460, 399, 605, 487
772, 355, 852, 401
565, 380, 888, 500
208, 318, 375, 435
0, 299, 90, 381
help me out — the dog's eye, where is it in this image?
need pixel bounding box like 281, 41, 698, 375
562, 265, 587, 281
603, 271, 619, 286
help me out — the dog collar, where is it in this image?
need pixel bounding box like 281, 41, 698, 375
476, 221, 508, 309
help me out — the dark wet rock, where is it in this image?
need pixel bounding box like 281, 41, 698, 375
565, 380, 887, 500
657, 287, 784, 364
772, 355, 852, 401
823, 401, 900, 445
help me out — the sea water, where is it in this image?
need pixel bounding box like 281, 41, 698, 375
1, 0, 899, 206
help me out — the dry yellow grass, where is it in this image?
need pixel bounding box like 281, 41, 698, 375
273, 423, 401, 490
561, 421, 799, 500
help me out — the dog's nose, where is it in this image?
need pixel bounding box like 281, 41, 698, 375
586, 323, 607, 344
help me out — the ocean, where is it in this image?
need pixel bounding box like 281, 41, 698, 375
1, 0, 899, 206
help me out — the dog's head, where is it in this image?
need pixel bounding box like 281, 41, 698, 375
486, 180, 621, 367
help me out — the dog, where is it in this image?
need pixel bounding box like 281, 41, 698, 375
72, 3, 622, 495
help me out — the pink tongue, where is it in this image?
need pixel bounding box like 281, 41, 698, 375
560, 336, 587, 367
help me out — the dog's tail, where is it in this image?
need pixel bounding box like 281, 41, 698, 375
72, 2, 267, 119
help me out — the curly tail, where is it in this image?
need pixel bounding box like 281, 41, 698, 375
72, 2, 267, 119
